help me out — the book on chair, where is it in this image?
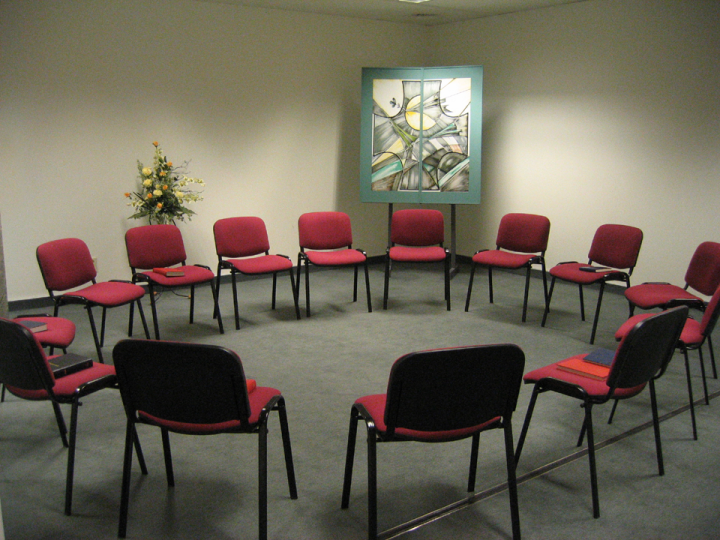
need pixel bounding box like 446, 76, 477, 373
48, 353, 94, 378
557, 357, 610, 380
153, 267, 185, 277
582, 348, 615, 367
18, 320, 48, 333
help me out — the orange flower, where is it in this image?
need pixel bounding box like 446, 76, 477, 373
124, 192, 131, 197
153, 141, 159, 147
159, 171, 167, 177
147, 193, 153, 199
167, 161, 172, 167
157, 203, 163, 209
162, 185, 168, 190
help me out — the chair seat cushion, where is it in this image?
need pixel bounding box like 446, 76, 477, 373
227, 255, 292, 275
305, 249, 366, 266
137, 386, 281, 434
388, 246, 447, 263
355, 394, 500, 442
63, 281, 145, 306
549, 262, 620, 284
144, 265, 215, 286
14, 317, 76, 349
616, 313, 701, 347
523, 356, 646, 399
7, 362, 116, 400
624, 283, 701, 310
472, 250, 535, 269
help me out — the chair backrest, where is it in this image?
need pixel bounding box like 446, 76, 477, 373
390, 209, 445, 247
685, 241, 720, 296
587, 224, 643, 270
699, 285, 720, 338
113, 339, 252, 430
607, 306, 687, 391
382, 344, 525, 438
36, 238, 97, 292
125, 224, 187, 270
214, 217, 270, 258
298, 212, 353, 250
0, 318, 55, 393
496, 213, 550, 254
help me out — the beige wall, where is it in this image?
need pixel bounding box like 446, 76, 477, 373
1, 0, 718, 301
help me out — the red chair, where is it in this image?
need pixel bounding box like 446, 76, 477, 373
36, 238, 150, 362
113, 339, 298, 540
383, 209, 450, 310
541, 224, 644, 344
297, 212, 372, 316
125, 224, 223, 339
465, 213, 550, 322
614, 285, 720, 439
624, 241, 720, 380
341, 344, 525, 540
214, 217, 300, 329
13, 314, 76, 354
0, 318, 120, 515
515, 307, 687, 518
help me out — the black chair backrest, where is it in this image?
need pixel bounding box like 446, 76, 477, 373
0, 318, 54, 392
383, 344, 525, 437
608, 306, 688, 390
113, 339, 252, 428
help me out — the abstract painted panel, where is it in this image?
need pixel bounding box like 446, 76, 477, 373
360, 66, 482, 204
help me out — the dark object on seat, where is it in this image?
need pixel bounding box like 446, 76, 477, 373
542, 224, 643, 344
0, 317, 120, 515
614, 285, 720, 439
14, 314, 76, 354
214, 216, 300, 329
341, 344, 525, 540
383, 209, 450, 310
515, 306, 687, 519
125, 224, 223, 338
297, 211, 372, 316
113, 339, 298, 540
465, 213, 550, 322
36, 238, 150, 362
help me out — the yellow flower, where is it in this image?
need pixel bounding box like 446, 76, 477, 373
142, 167, 152, 177
143, 179, 153, 187
153, 189, 163, 197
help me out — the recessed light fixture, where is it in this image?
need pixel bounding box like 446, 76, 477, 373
399, 0, 431, 4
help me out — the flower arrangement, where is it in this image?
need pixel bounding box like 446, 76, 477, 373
125, 142, 205, 225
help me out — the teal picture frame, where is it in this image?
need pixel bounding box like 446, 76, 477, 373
360, 65, 483, 205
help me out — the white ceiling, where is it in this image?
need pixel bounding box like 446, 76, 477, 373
198, 0, 588, 26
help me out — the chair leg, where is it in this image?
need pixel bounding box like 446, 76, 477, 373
682, 349, 698, 440
578, 284, 586, 322
130, 298, 151, 339
541, 277, 556, 328
707, 334, 718, 379
607, 399, 620, 425
161, 427, 175, 487
464, 262, 477, 312
583, 404, 600, 519
341, 406, 360, 509
367, 422, 378, 540
189, 284, 196, 324
212, 277, 224, 334
488, 266, 494, 304
589, 282, 606, 345
271, 272, 278, 309
52, 401, 69, 447
133, 425, 148, 475
275, 397, 298, 499
383, 256, 391, 310
148, 284, 161, 340
649, 380, 664, 476
467, 432, 480, 492
540, 259, 549, 315
231, 271, 241, 330
503, 420, 522, 540
698, 346, 710, 405
444, 255, 451, 311
353, 265, 359, 303
64, 398, 81, 516
288, 267, 301, 320
304, 259, 311, 317
363, 261, 373, 313
522, 265, 531, 323
85, 305, 105, 363
259, 417, 269, 540
100, 307, 107, 347
515, 384, 541, 464
118, 420, 136, 538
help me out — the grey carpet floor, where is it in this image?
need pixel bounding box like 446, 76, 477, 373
3, 263, 719, 539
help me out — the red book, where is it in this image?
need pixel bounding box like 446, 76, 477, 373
153, 267, 185, 277
246, 379, 257, 393
556, 356, 610, 380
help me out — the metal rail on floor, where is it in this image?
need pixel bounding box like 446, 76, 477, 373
382, 388, 720, 539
